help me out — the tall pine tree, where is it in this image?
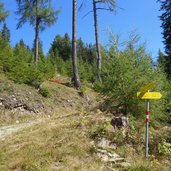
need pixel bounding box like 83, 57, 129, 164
1, 22, 10, 43
159, 0, 171, 78
159, 0, 171, 56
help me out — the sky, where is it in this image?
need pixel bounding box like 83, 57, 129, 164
0, 0, 164, 61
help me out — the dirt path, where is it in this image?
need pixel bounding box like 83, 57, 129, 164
0, 113, 78, 141
0, 120, 40, 141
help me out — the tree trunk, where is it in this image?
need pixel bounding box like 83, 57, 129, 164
34, 0, 39, 65
72, 0, 81, 89
93, 0, 102, 82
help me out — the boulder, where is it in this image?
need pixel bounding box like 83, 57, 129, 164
111, 116, 129, 129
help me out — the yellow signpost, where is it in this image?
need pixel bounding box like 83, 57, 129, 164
137, 82, 162, 160
138, 82, 154, 98
137, 92, 162, 99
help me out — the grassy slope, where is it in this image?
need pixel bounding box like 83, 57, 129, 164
0, 74, 102, 170
0, 74, 171, 171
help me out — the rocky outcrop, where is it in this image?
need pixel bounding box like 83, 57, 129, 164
91, 138, 130, 165
0, 95, 44, 113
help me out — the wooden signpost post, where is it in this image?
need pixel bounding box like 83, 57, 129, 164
137, 82, 162, 160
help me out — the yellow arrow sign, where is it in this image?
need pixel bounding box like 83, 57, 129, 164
137, 92, 162, 99
138, 82, 155, 98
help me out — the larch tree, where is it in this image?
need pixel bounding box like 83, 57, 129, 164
93, 0, 116, 81
16, 0, 59, 65
0, 3, 9, 23
72, 0, 81, 89
79, 0, 116, 81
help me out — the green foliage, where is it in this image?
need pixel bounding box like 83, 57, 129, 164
49, 33, 72, 61
0, 36, 13, 72
90, 121, 109, 139
95, 40, 168, 120
48, 33, 97, 82
123, 165, 155, 171
78, 57, 96, 83
158, 0, 171, 57
1, 22, 10, 43
0, 38, 55, 87
158, 139, 171, 155
0, 2, 9, 23
16, 0, 60, 31
39, 87, 51, 97
158, 0, 171, 81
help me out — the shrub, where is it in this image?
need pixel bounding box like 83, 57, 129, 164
95, 46, 168, 120
39, 87, 51, 97
158, 139, 171, 155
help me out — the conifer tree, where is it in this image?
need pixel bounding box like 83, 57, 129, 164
158, 0, 171, 78
16, 0, 59, 65
1, 23, 10, 43
159, 0, 171, 57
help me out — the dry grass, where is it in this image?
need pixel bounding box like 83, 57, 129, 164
0, 110, 103, 171
0, 74, 170, 171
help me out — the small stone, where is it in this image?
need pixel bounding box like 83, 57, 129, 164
109, 157, 124, 162
16, 120, 19, 124
48, 115, 51, 118
119, 162, 131, 167
98, 154, 109, 162
97, 149, 107, 154
90, 141, 95, 146
96, 109, 102, 114
110, 153, 120, 158
21, 108, 25, 112
98, 138, 116, 150
0, 98, 5, 101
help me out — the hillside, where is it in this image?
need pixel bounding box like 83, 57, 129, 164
0, 73, 170, 171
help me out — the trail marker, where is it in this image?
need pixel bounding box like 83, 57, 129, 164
137, 92, 162, 99
138, 82, 154, 98
137, 83, 162, 160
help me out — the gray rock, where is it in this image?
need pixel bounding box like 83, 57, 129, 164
98, 138, 116, 150
0, 97, 5, 101
111, 116, 129, 129
97, 153, 109, 162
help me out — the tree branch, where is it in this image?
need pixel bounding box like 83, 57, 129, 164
96, 7, 115, 12
82, 10, 93, 19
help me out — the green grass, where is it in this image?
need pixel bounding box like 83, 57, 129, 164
0, 74, 170, 171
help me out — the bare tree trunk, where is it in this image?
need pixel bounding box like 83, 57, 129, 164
72, 0, 81, 89
34, 0, 39, 65
93, 0, 102, 82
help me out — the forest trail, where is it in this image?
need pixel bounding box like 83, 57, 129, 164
0, 120, 40, 141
